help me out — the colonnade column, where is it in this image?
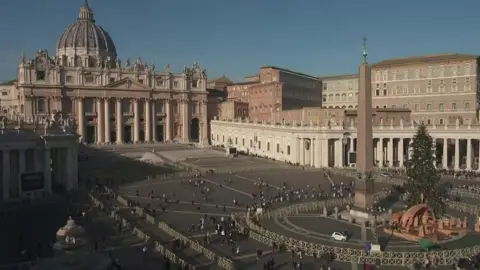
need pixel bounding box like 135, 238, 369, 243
115, 98, 123, 144
296, 138, 300, 164
387, 139, 394, 168
181, 99, 190, 143
443, 138, 448, 169
104, 98, 111, 144
77, 98, 85, 141
165, 99, 172, 141
96, 98, 104, 144
334, 139, 343, 167
2, 150, 10, 200
466, 138, 472, 170
133, 99, 140, 143
310, 139, 315, 167
398, 138, 404, 168
151, 100, 157, 142
144, 99, 151, 142
454, 138, 460, 170
377, 139, 383, 168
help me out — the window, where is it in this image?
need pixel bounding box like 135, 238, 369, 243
427, 86, 432, 93
451, 84, 457, 92
375, 72, 381, 81
427, 66, 433, 78
414, 85, 420, 94
439, 103, 444, 111
403, 104, 408, 108
1, 91, 7, 96
427, 119, 431, 125
85, 75, 94, 83
440, 67, 445, 77
426, 103, 431, 111
383, 105, 387, 108
36, 71, 45, 81
383, 89, 387, 96
465, 102, 470, 111
415, 69, 420, 79
464, 84, 470, 91
258, 141, 261, 150
323, 83, 328, 90
287, 145, 291, 155
402, 86, 407, 94
414, 104, 419, 111
250, 140, 252, 147
439, 119, 444, 125
465, 65, 471, 75
452, 102, 457, 111
173, 81, 179, 87
375, 89, 380, 96
392, 105, 396, 108
403, 71, 408, 79
382, 72, 388, 81
452, 66, 457, 76
267, 142, 270, 151
392, 72, 397, 80
192, 80, 198, 88
37, 98, 46, 113
322, 95, 327, 102
109, 77, 115, 83
242, 138, 245, 146
276, 144, 280, 153
138, 79, 144, 84
66, 76, 72, 83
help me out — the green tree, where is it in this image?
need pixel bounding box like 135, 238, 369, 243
405, 123, 445, 216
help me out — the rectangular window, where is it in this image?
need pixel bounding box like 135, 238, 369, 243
242, 138, 245, 146
235, 138, 237, 144
287, 145, 290, 155
36, 71, 45, 81
173, 81, 179, 87
383, 89, 387, 96
452, 103, 457, 111
85, 75, 94, 83
439, 103, 444, 111
426, 104, 431, 111
138, 79, 144, 84
414, 104, 419, 111
267, 142, 270, 151
109, 77, 115, 83
375, 89, 380, 96
465, 102, 470, 111
439, 119, 444, 125
403, 104, 408, 108
66, 76, 72, 83
37, 98, 46, 113
258, 141, 261, 150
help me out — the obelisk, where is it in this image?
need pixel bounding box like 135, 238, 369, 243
353, 37, 375, 212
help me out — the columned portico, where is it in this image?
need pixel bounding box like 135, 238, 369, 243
211, 119, 480, 171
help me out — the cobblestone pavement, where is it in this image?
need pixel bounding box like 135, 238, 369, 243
79, 144, 480, 269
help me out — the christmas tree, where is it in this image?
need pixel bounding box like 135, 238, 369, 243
405, 123, 445, 215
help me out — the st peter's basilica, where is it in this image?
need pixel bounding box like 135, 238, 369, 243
16, 1, 209, 145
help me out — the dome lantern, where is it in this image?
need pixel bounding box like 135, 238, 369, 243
78, 0, 94, 21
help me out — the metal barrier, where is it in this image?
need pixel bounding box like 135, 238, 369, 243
233, 190, 480, 267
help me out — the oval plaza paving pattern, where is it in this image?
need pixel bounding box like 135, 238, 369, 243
6, 143, 479, 270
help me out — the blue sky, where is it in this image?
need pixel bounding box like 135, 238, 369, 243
0, 0, 479, 82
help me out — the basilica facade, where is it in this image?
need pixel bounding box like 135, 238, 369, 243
16, 1, 209, 145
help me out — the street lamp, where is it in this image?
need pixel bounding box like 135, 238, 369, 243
343, 133, 349, 167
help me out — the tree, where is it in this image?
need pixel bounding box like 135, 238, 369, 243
405, 123, 445, 216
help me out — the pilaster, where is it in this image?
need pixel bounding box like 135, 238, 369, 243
104, 98, 111, 144
133, 98, 140, 143
180, 98, 190, 143
115, 98, 123, 144
96, 98, 104, 144
144, 98, 151, 142
165, 99, 172, 141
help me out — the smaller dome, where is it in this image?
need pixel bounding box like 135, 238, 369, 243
56, 216, 86, 237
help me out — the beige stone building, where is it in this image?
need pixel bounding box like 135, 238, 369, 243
320, 74, 359, 109
0, 83, 20, 118
371, 54, 479, 125
206, 75, 233, 91
226, 66, 322, 120
15, 1, 209, 145
218, 100, 248, 120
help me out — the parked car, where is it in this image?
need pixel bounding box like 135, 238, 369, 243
331, 232, 347, 241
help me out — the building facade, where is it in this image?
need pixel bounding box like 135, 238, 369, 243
320, 74, 359, 109
371, 54, 479, 126
0, 83, 20, 118
211, 118, 480, 171
0, 120, 79, 201
15, 2, 209, 145
226, 66, 322, 120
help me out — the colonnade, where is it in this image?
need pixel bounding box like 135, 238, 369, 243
1, 147, 78, 201
75, 97, 209, 145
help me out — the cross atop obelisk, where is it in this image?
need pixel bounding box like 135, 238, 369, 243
353, 37, 375, 210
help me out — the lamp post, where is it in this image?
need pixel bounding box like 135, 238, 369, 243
342, 133, 349, 167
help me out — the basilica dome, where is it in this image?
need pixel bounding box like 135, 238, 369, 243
56, 1, 117, 59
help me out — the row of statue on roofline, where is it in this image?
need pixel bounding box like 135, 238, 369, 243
0, 112, 76, 135
19, 49, 207, 79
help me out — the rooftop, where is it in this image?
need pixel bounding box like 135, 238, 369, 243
318, 73, 359, 80
372, 53, 479, 68
261, 66, 320, 80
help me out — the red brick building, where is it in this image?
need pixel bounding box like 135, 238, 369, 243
226, 66, 322, 120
